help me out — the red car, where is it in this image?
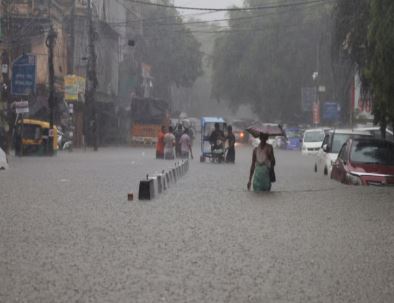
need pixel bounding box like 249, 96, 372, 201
331, 137, 394, 186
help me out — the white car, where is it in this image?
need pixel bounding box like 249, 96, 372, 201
301, 128, 326, 155
314, 129, 371, 176
354, 127, 393, 141
0, 147, 8, 170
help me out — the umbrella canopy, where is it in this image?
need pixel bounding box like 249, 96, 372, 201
245, 123, 285, 138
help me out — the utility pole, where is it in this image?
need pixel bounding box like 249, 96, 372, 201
67, 0, 76, 74
87, 0, 98, 151
1, 0, 13, 155
46, 25, 57, 156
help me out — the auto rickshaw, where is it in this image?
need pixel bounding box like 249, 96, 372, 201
200, 117, 227, 163
14, 119, 59, 156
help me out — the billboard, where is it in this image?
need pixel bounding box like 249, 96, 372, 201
323, 102, 341, 121
64, 75, 85, 101
11, 54, 36, 96
301, 87, 317, 112
352, 72, 373, 120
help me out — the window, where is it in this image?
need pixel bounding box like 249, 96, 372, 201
304, 131, 325, 142
321, 134, 329, 149
351, 141, 394, 165
331, 134, 352, 153
338, 144, 348, 162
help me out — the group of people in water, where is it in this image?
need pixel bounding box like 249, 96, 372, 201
156, 124, 194, 160
156, 122, 276, 192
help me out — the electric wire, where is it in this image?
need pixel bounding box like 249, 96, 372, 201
131, 0, 334, 11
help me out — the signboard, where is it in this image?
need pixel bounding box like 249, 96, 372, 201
64, 75, 85, 101
312, 102, 320, 125
11, 54, 36, 96
352, 72, 373, 120
301, 87, 317, 112
15, 101, 29, 114
323, 102, 340, 121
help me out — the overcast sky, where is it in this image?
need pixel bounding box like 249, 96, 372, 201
174, 0, 244, 20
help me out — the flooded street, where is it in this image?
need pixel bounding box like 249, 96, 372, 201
1, 145, 393, 302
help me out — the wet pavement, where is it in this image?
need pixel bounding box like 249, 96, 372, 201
1, 144, 393, 302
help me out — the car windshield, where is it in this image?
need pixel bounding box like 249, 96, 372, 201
351, 141, 394, 165
22, 124, 41, 140
331, 134, 351, 153
332, 134, 371, 153
304, 131, 325, 142
286, 130, 301, 138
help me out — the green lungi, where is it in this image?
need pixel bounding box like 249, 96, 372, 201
253, 164, 271, 192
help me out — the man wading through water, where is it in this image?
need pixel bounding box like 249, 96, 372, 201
247, 133, 276, 192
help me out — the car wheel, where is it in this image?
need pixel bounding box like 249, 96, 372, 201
324, 166, 328, 175
314, 164, 317, 172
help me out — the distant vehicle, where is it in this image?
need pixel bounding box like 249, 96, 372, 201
315, 129, 371, 176
302, 128, 326, 155
331, 137, 394, 186
275, 136, 287, 149
354, 127, 393, 142
200, 117, 227, 163
130, 97, 170, 144
14, 119, 59, 156
285, 127, 302, 150
231, 120, 250, 143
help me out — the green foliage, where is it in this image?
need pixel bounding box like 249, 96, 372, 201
138, 1, 203, 99
367, 0, 394, 131
211, 0, 335, 122
333, 0, 370, 70
334, 0, 394, 132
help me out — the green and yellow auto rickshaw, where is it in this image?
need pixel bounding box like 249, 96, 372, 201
14, 119, 58, 156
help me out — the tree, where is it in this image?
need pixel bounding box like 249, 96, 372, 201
137, 1, 203, 100
366, 0, 394, 135
211, 0, 335, 123
333, 0, 394, 134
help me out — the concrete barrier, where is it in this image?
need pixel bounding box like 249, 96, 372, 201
138, 178, 155, 200
172, 168, 177, 182
137, 159, 190, 200
165, 171, 171, 187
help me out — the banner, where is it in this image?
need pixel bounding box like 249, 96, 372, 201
65, 75, 85, 101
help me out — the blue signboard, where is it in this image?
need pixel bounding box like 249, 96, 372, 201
11, 54, 36, 96
301, 87, 317, 112
323, 102, 340, 121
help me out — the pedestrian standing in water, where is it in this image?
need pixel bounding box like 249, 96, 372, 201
164, 126, 176, 160
179, 128, 193, 159
174, 123, 183, 158
226, 125, 236, 163
247, 133, 276, 192
156, 125, 166, 159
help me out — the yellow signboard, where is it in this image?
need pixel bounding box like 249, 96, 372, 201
64, 75, 85, 101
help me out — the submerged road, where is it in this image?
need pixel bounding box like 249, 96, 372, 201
1, 144, 393, 302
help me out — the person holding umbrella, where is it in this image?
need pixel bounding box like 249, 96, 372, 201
245, 123, 282, 192
247, 133, 276, 191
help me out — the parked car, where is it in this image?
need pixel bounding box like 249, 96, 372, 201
302, 128, 326, 155
285, 127, 302, 150
315, 129, 371, 176
331, 137, 394, 186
